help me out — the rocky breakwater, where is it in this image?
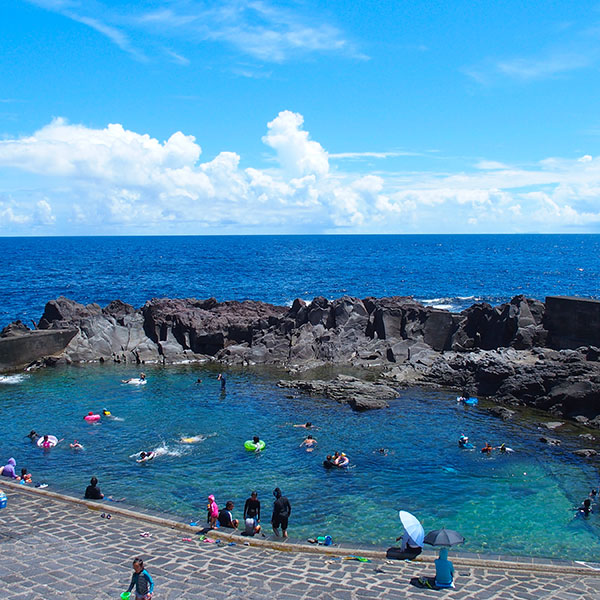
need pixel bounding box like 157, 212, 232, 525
4, 294, 600, 422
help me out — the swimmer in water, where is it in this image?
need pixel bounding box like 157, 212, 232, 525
102, 408, 111, 417
576, 498, 593, 517
335, 453, 349, 467
25, 430, 39, 442
481, 442, 493, 455
122, 373, 146, 384
137, 451, 155, 463
293, 422, 313, 429
300, 435, 317, 452
70, 440, 84, 450
251, 436, 263, 452
217, 373, 226, 391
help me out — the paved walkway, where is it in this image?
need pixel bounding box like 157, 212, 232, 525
1, 484, 600, 599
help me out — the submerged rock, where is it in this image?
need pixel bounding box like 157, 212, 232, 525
277, 375, 398, 411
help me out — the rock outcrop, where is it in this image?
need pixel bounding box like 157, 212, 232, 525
278, 375, 398, 411
3, 293, 600, 419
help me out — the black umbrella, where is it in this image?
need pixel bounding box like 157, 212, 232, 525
424, 528, 465, 547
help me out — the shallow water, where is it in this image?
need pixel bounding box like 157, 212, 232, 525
1, 364, 598, 561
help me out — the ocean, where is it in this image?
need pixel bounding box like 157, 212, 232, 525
1, 234, 600, 559
1, 234, 599, 326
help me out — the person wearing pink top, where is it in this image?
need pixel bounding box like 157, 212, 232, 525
207, 494, 219, 528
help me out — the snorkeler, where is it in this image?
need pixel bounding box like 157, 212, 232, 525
102, 408, 111, 417
481, 442, 493, 455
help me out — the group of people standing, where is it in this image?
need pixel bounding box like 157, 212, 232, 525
206, 487, 292, 538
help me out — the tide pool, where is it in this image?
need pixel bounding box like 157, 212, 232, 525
1, 364, 598, 561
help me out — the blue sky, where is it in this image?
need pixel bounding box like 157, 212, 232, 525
2, 0, 600, 234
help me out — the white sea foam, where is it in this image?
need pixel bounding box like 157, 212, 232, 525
0, 374, 28, 384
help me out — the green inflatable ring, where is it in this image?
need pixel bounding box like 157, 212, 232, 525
244, 440, 266, 451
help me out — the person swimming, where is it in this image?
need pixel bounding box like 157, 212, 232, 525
26, 430, 39, 441
300, 435, 317, 451
576, 498, 593, 517
458, 435, 470, 448
102, 408, 111, 417
293, 422, 313, 429
335, 453, 349, 467
70, 440, 84, 450
481, 442, 493, 454
137, 451, 155, 463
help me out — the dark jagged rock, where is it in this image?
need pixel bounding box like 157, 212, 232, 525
573, 448, 598, 457
1, 320, 31, 337
4, 293, 600, 425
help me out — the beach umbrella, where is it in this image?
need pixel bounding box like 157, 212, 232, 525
424, 528, 465, 547
398, 510, 425, 547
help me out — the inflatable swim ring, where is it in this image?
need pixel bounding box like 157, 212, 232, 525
37, 435, 58, 448
244, 440, 266, 452
84, 413, 101, 422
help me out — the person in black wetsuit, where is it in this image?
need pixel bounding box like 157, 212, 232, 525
244, 491, 261, 523
84, 476, 104, 500
271, 487, 291, 538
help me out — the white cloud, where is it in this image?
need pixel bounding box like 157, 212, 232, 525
262, 111, 329, 177
26, 0, 360, 64
2, 111, 600, 234
34, 199, 56, 225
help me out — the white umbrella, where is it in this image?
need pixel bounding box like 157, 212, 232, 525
398, 510, 425, 547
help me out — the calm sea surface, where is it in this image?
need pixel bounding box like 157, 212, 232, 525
1, 235, 599, 559
1, 234, 599, 324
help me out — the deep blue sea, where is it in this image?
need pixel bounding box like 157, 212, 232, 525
1, 235, 600, 560
1, 234, 599, 325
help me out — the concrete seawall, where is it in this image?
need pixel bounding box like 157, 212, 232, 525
0, 329, 76, 372
545, 296, 600, 349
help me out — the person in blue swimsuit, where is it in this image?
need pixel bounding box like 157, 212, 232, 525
126, 557, 154, 600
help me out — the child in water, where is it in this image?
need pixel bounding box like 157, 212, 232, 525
126, 557, 154, 600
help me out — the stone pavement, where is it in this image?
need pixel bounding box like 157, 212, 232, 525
1, 484, 600, 599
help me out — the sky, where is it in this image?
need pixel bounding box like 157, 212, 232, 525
2, 1, 600, 235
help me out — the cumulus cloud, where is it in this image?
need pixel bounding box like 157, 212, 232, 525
1, 111, 600, 234
262, 111, 329, 177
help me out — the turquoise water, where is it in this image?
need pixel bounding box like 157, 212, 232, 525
1, 365, 598, 561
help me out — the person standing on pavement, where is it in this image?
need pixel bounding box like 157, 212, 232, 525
126, 557, 154, 600
271, 487, 291, 538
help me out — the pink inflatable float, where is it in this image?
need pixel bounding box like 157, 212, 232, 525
84, 412, 101, 423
